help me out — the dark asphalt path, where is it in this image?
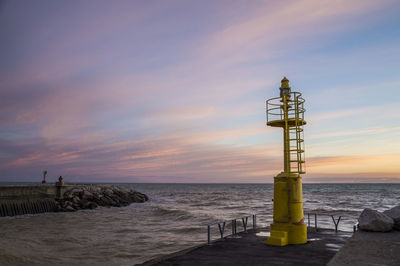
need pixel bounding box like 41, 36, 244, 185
141, 229, 352, 266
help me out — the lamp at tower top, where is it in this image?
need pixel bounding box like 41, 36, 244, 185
279, 77, 291, 97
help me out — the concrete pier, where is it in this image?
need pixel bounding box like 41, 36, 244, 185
141, 229, 352, 266
0, 184, 68, 217
328, 230, 400, 266
0, 199, 57, 217
0, 185, 58, 199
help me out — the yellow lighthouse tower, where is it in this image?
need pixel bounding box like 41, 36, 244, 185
266, 77, 307, 246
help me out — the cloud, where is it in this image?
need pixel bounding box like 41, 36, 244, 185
0, 133, 282, 182
146, 106, 216, 121
195, 0, 392, 65
3, 123, 398, 183
304, 175, 400, 183
307, 154, 400, 176
309, 127, 389, 139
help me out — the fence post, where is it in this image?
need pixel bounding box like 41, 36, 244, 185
207, 225, 211, 245
242, 217, 248, 233
253, 214, 257, 230
314, 213, 318, 231
218, 222, 226, 239
331, 215, 342, 232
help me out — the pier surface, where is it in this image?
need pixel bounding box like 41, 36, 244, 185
141, 229, 352, 266
328, 230, 400, 266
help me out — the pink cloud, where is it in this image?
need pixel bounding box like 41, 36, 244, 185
195, 0, 393, 66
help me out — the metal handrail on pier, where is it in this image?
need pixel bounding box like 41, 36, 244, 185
207, 214, 257, 245
206, 213, 357, 245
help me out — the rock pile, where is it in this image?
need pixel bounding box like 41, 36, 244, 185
358, 208, 393, 232
55, 185, 148, 212
358, 205, 400, 232
384, 205, 400, 230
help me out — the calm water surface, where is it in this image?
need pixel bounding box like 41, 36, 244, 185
0, 183, 399, 265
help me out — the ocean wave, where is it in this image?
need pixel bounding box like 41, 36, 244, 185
190, 202, 214, 207
151, 206, 194, 220
171, 226, 204, 234
114, 228, 140, 234
113, 253, 141, 259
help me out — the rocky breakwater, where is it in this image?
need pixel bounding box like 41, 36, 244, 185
358, 205, 400, 232
55, 185, 148, 212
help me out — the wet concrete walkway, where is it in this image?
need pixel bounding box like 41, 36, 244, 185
141, 229, 352, 266
328, 230, 400, 266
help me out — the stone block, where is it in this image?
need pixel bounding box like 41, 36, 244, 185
358, 208, 394, 232
384, 205, 400, 230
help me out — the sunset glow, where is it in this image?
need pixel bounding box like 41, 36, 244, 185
1, 0, 399, 182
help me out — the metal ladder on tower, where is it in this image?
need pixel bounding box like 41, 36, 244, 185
288, 94, 306, 174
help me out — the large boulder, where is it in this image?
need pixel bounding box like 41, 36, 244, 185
383, 205, 400, 230
133, 193, 147, 203
89, 186, 101, 193
103, 188, 114, 197
81, 190, 93, 200
69, 188, 83, 195
65, 206, 75, 212
88, 202, 98, 209
358, 208, 394, 232
72, 196, 80, 204
79, 199, 91, 209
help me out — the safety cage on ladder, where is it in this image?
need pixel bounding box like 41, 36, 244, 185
266, 91, 306, 174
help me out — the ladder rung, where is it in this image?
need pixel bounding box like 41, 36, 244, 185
289, 139, 304, 142
290, 160, 305, 163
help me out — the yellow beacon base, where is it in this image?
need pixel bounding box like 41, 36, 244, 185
266, 168, 307, 246
267, 223, 307, 246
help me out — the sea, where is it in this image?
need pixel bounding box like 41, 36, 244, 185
0, 183, 399, 265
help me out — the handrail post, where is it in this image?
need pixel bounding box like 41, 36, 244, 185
242, 217, 248, 233
331, 215, 336, 232
331, 215, 342, 232
314, 213, 318, 231
253, 214, 256, 231
234, 220, 237, 235
207, 225, 211, 245
307, 213, 310, 228
218, 222, 226, 239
